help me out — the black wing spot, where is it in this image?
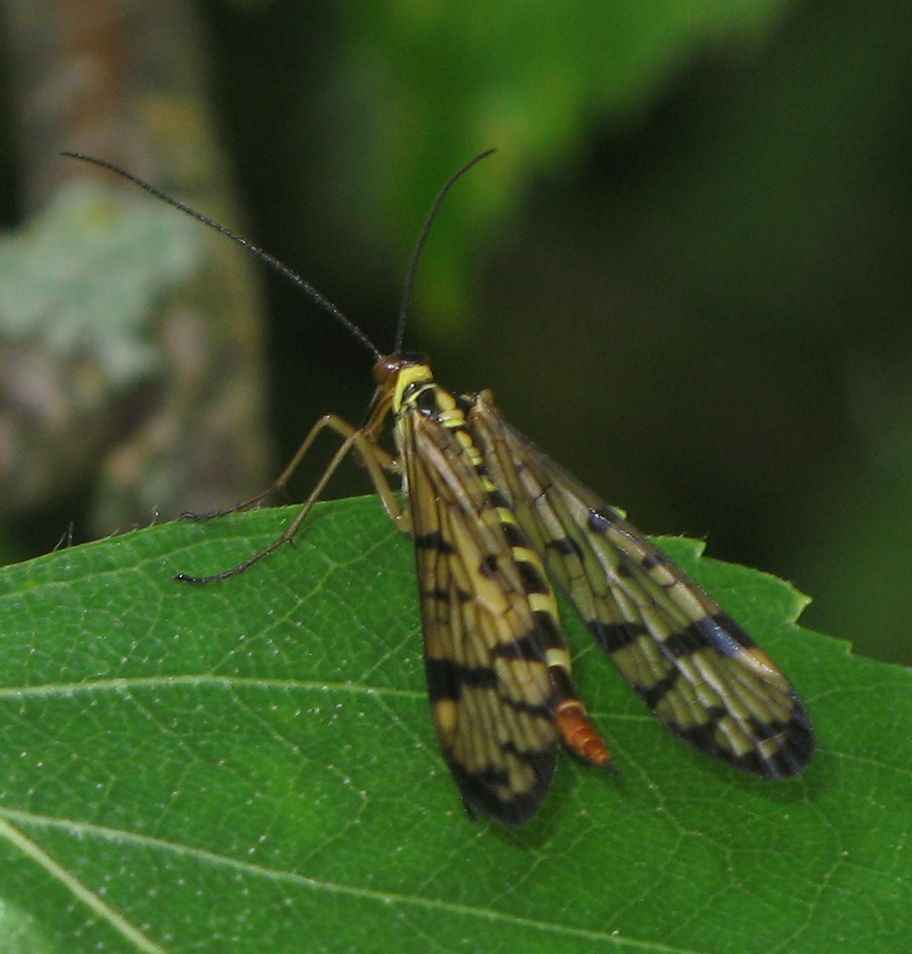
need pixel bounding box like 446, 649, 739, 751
696, 612, 756, 653
591, 620, 647, 654
516, 559, 549, 595
491, 630, 543, 660
546, 536, 584, 559
637, 672, 679, 710
487, 488, 510, 509
588, 509, 616, 533
446, 751, 554, 827
415, 531, 455, 554
426, 657, 498, 700
422, 586, 471, 604
639, 550, 669, 570
502, 522, 527, 548
616, 557, 634, 578
662, 626, 707, 659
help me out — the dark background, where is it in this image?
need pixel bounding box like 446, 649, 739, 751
2, 0, 910, 664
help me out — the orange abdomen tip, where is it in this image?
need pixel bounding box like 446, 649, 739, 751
555, 699, 612, 767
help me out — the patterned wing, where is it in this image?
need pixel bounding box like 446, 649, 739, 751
465, 391, 814, 778
400, 404, 564, 824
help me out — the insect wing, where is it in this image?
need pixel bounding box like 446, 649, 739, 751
464, 392, 814, 778
399, 403, 564, 824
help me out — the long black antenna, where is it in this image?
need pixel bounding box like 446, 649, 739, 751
61, 151, 383, 361
393, 148, 496, 353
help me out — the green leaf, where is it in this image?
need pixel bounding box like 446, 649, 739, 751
0, 496, 908, 952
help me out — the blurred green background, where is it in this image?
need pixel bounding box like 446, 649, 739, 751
1, 0, 910, 665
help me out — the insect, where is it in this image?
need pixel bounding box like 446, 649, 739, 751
65, 150, 814, 825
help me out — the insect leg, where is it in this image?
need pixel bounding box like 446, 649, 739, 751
175, 417, 405, 584
181, 414, 397, 520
